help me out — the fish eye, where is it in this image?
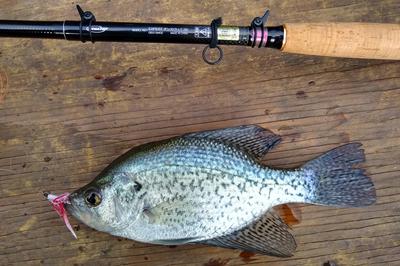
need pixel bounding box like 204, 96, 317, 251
84, 189, 102, 207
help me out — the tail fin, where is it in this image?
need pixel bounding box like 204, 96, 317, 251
302, 143, 376, 207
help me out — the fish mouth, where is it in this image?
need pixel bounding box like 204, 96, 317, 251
64, 192, 87, 223
64, 196, 78, 217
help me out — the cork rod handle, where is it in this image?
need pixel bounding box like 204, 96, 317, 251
282, 23, 400, 60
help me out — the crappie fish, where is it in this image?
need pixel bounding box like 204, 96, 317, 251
52, 125, 376, 257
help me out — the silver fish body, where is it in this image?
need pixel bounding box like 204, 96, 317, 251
66, 125, 376, 256
104, 137, 306, 243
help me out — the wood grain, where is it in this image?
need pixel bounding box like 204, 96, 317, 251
0, 1, 400, 266
282, 23, 400, 60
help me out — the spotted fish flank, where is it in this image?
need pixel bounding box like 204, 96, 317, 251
62, 125, 376, 256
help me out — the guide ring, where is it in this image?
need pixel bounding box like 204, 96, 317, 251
202, 45, 223, 65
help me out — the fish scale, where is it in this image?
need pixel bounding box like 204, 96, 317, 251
119, 139, 258, 178
106, 138, 306, 242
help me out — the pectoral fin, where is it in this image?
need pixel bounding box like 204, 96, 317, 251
200, 209, 297, 257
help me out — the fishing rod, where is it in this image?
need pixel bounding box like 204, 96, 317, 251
0, 5, 399, 64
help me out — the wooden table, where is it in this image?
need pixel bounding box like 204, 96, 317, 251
1, 1, 400, 265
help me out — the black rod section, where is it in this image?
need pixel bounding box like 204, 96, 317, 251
0, 21, 65, 39
0, 20, 284, 49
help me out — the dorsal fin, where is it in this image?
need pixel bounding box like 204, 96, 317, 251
200, 209, 297, 257
184, 125, 281, 160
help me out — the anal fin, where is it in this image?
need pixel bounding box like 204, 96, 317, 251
200, 209, 297, 257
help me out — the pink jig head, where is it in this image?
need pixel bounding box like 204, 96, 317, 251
44, 192, 77, 239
